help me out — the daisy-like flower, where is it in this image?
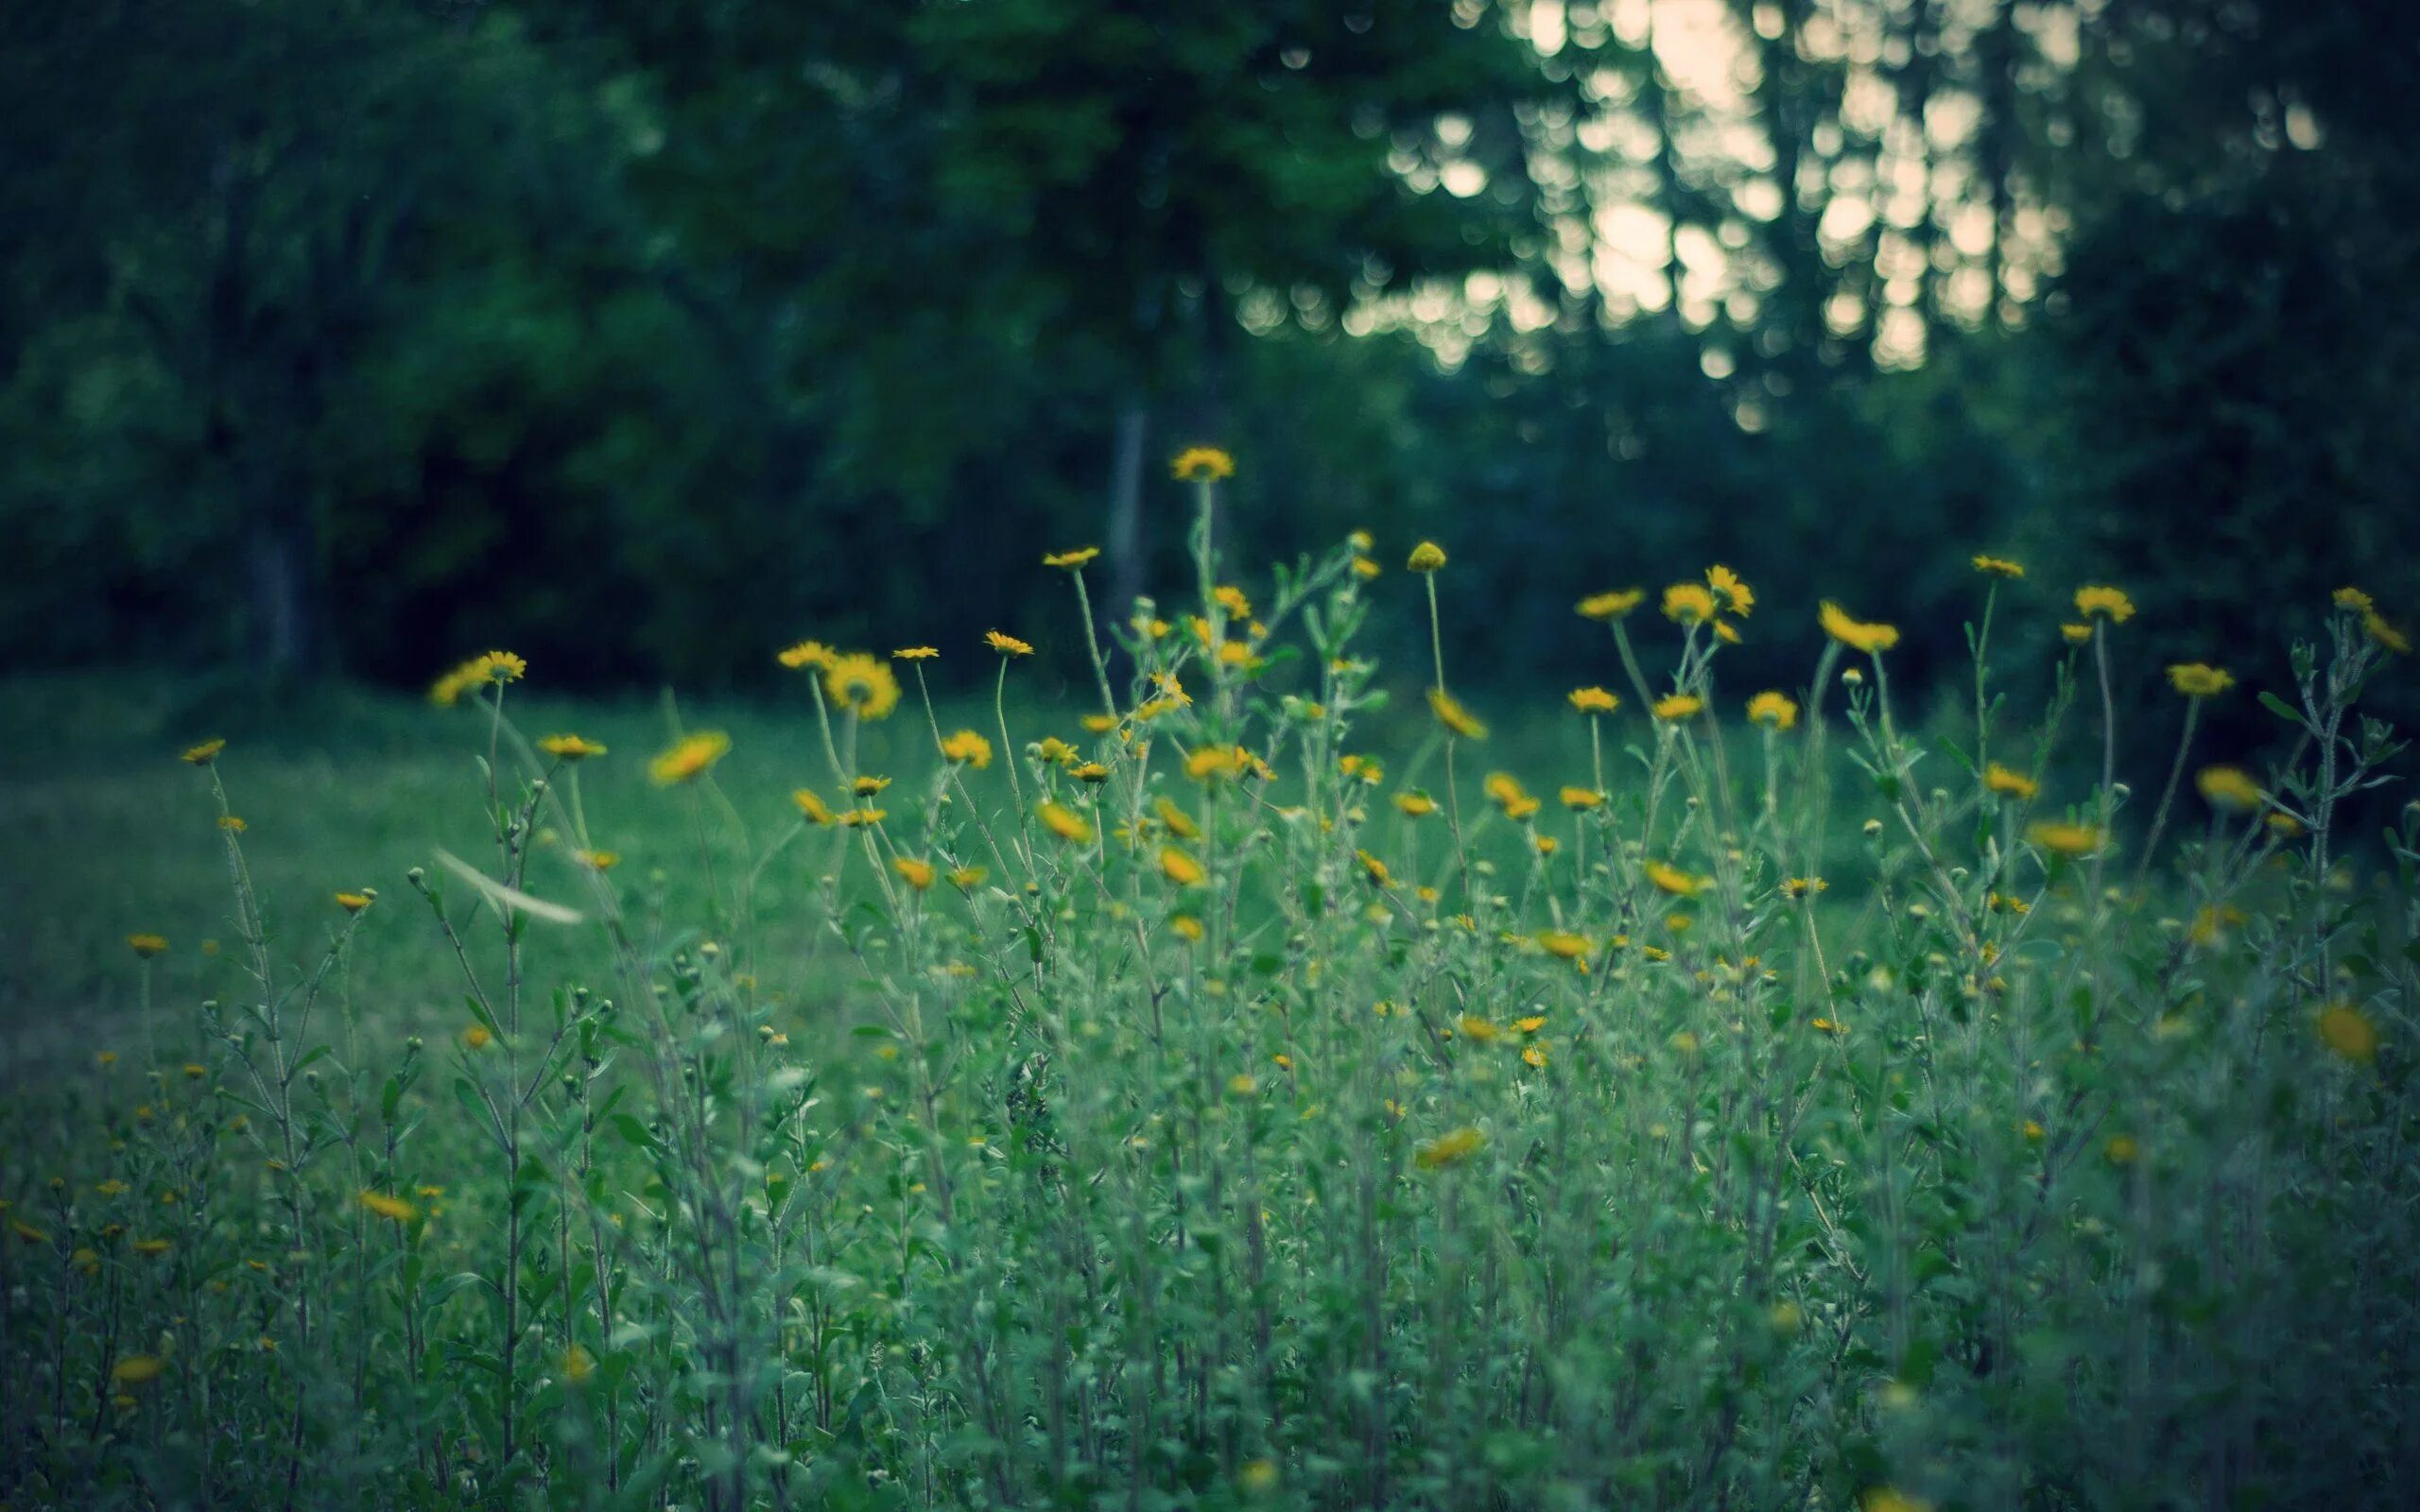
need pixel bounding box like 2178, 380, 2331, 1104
649, 730, 732, 785
1984, 763, 2038, 800
1170, 915, 1205, 941
1407, 541, 1448, 573
1414, 1125, 1483, 1170
940, 730, 993, 768
1156, 797, 1200, 838
986, 630, 1033, 657
2027, 820, 2103, 857
127, 934, 168, 957
1746, 691, 1798, 730
1662, 583, 1718, 626
778, 641, 836, 670
1355, 849, 1392, 886
335, 891, 374, 914
1158, 847, 1206, 886
1652, 694, 1703, 721
1819, 601, 1900, 654
792, 789, 834, 825
1037, 736, 1080, 765
2195, 765, 2261, 812
2060, 623, 2093, 645
2334, 586, 2376, 613
838, 807, 887, 828
1645, 860, 1703, 897
1559, 785, 1602, 811
2363, 609, 2411, 655
1972, 555, 2025, 579
2166, 663, 2234, 697
948, 866, 987, 889
1171, 446, 1236, 482
1393, 792, 1437, 818
1706, 565, 1754, 618
1483, 772, 1540, 821
1577, 589, 1645, 621
823, 653, 902, 720
1043, 547, 1100, 569
359, 1192, 418, 1223
1569, 686, 1620, 713
853, 775, 891, 797
181, 739, 225, 765
892, 646, 939, 661
892, 857, 937, 891
1037, 801, 1094, 844
540, 734, 607, 762
1537, 931, 1590, 961
1428, 688, 1488, 740
2074, 585, 2135, 624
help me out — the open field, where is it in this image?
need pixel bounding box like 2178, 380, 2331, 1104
2, 538, 2416, 1511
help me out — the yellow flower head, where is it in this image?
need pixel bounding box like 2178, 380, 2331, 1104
1972, 555, 2026, 579
112, 1355, 166, 1386
1407, 541, 1448, 573
2027, 820, 2103, 858
2363, 608, 2411, 655
986, 629, 1033, 658
948, 866, 987, 888
2074, 585, 2135, 623
1158, 846, 1206, 887
359, 1191, 418, 1223
1537, 929, 1591, 960
1214, 584, 1253, 618
1661, 582, 1718, 626
648, 730, 732, 785
1036, 736, 1080, 766
218, 816, 247, 833
1156, 796, 1201, 838
127, 934, 168, 958
1415, 1125, 1484, 1171
1393, 791, 1437, 818
1072, 762, 1112, 783
892, 646, 939, 661
838, 807, 887, 828
1646, 860, 1703, 897
1171, 446, 1236, 482
1706, 565, 1754, 618
1652, 694, 1703, 722
1820, 601, 1900, 654
2335, 586, 2376, 613
2317, 1003, 2380, 1063
2060, 623, 2093, 645
1171, 914, 1205, 941
1428, 688, 1487, 740
463, 1024, 493, 1050
1569, 686, 1620, 714
335, 891, 374, 914
1043, 546, 1100, 569
1352, 557, 1381, 579
2195, 765, 2261, 812
824, 653, 901, 720
792, 788, 834, 825
940, 729, 994, 768
853, 774, 892, 797
181, 739, 225, 765
540, 734, 608, 762
2166, 662, 2234, 698
579, 850, 620, 871
891, 857, 937, 891
1746, 691, 1798, 730
1038, 801, 1094, 844
1356, 849, 1392, 887
778, 640, 836, 670
1559, 785, 1602, 811
1577, 589, 1646, 621
1984, 763, 2038, 800
1483, 772, 1539, 821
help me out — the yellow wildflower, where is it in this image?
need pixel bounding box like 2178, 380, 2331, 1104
1428, 688, 1487, 740
837, 807, 887, 828
648, 730, 731, 785
335, 891, 374, 914
2363, 609, 2411, 655
1484, 772, 1539, 821
181, 739, 225, 765
539, 734, 607, 762
1746, 691, 1798, 730
1214, 584, 1253, 618
1072, 762, 1112, 783
1038, 801, 1094, 844
1559, 785, 1602, 811
359, 1192, 418, 1223
1646, 861, 1703, 897
1577, 589, 1645, 621
1356, 850, 1392, 887
1972, 555, 2025, 579
579, 850, 620, 871
1043, 546, 1100, 569
1037, 736, 1079, 765
1785, 876, 1826, 899
2027, 820, 2103, 857
1171, 446, 1236, 482
1569, 686, 1619, 713
127, 934, 168, 958
1662, 582, 1718, 626
1393, 792, 1437, 818
1415, 1126, 1484, 1170
464, 1024, 493, 1049
1652, 694, 1702, 721
112, 1355, 165, 1386
986, 629, 1034, 657
940, 730, 994, 768
218, 816, 247, 833
892, 645, 939, 661
2166, 663, 2234, 697
2060, 623, 2093, 645
1159, 847, 1206, 886
1407, 541, 1448, 573
1154, 797, 1200, 839
2196, 765, 2261, 812
2103, 1135, 2140, 1166
1537, 930, 1591, 961
792, 789, 835, 825
1820, 600, 1900, 654
2317, 1004, 2380, 1063
778, 640, 835, 670
892, 857, 937, 891
2074, 585, 2135, 623
824, 653, 901, 720
1706, 564, 1754, 617
1171, 915, 1204, 942
947, 866, 987, 888
1984, 763, 2038, 800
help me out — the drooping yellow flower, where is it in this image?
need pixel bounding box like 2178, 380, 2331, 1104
2317, 1003, 2380, 1062
1645, 861, 1703, 897
792, 789, 835, 825
940, 730, 994, 768
985, 629, 1034, 657
1559, 785, 1602, 811
2074, 585, 2135, 623
1662, 582, 1718, 626
1415, 1125, 1484, 1170
779, 640, 836, 670
1392, 791, 1437, 818
2027, 820, 2103, 857
1043, 546, 1100, 569
1577, 589, 1646, 621
1427, 687, 1488, 740
1356, 849, 1392, 887
540, 734, 608, 762
2166, 663, 2234, 698
1038, 801, 1094, 844
1152, 797, 1200, 839
1984, 763, 2038, 800
335, 891, 374, 914
127, 934, 168, 958
1746, 691, 1798, 730
1569, 686, 1619, 713
1972, 555, 2026, 579
823, 653, 901, 720
1171, 446, 1236, 482
1714, 621, 1742, 645
892, 646, 939, 661
359, 1191, 418, 1223
1706, 564, 1754, 618
181, 739, 225, 765
1159, 846, 1206, 886
1407, 541, 1448, 573
1651, 694, 1703, 722
649, 730, 731, 785
2195, 765, 2261, 812
891, 857, 937, 891
1819, 600, 1900, 654
2363, 609, 2411, 655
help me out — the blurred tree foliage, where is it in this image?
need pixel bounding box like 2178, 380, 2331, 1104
1, 0, 2411, 728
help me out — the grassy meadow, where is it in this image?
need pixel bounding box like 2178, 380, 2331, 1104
3, 480, 2416, 1511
